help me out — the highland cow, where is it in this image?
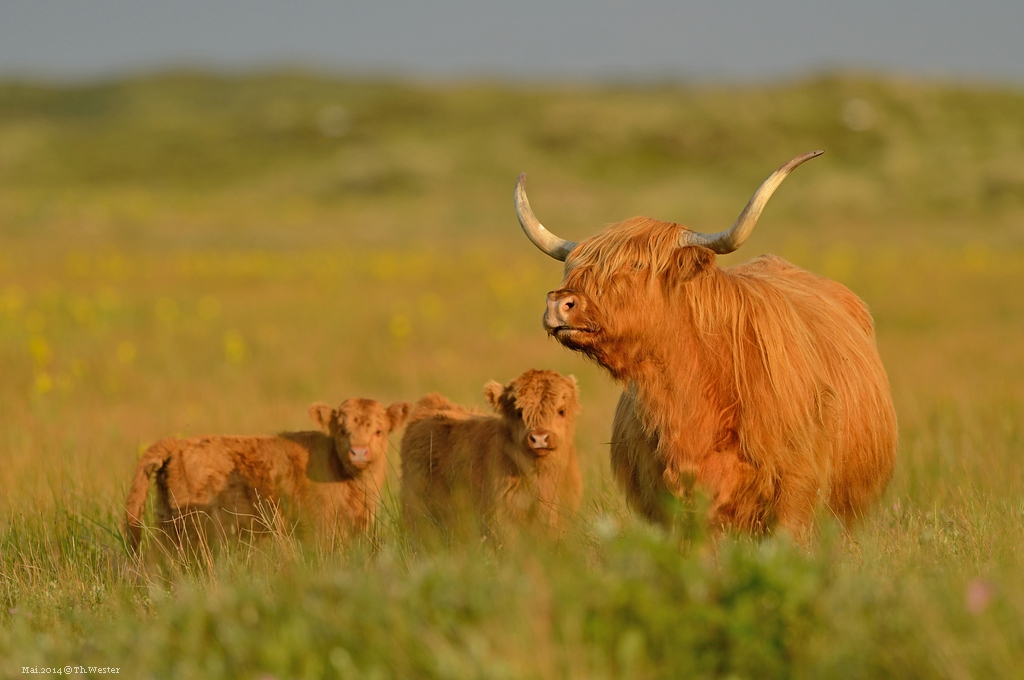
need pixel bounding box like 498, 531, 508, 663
514, 151, 897, 539
400, 369, 582, 541
124, 398, 410, 552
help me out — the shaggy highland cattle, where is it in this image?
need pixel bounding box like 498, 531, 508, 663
124, 398, 410, 551
514, 151, 897, 539
400, 369, 582, 541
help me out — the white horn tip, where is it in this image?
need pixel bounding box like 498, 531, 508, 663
780, 150, 824, 173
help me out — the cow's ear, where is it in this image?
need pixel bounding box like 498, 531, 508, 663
386, 402, 411, 432
669, 245, 715, 286
309, 402, 335, 433
483, 381, 505, 412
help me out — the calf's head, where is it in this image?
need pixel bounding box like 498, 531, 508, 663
484, 369, 580, 460
310, 398, 411, 474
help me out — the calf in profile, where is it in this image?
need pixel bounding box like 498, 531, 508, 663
400, 369, 582, 542
124, 398, 410, 552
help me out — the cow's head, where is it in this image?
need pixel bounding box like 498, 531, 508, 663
310, 398, 411, 474
483, 369, 580, 460
514, 152, 822, 375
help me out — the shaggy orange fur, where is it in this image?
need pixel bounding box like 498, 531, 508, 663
400, 369, 582, 541
544, 217, 897, 538
124, 398, 410, 551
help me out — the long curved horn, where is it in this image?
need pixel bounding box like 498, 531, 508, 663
514, 174, 577, 261
680, 150, 823, 254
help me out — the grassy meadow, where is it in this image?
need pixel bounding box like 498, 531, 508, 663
1, 72, 1024, 678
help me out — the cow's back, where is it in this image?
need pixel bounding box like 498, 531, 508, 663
726, 255, 897, 525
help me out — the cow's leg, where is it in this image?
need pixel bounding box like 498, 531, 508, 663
697, 448, 775, 535
772, 469, 821, 543
611, 389, 670, 524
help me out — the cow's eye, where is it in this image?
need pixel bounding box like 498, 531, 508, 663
558, 409, 566, 417
376, 429, 383, 436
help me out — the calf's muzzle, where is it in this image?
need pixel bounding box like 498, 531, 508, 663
349, 447, 371, 468
527, 429, 556, 453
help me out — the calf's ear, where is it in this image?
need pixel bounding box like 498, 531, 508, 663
483, 381, 505, 412
567, 375, 582, 414
386, 402, 412, 431
308, 402, 335, 433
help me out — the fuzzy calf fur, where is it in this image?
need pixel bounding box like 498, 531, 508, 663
400, 369, 582, 541
124, 398, 410, 551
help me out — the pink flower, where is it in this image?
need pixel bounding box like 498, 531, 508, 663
965, 578, 995, 614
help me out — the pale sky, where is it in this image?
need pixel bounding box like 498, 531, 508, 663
2, 0, 1023, 83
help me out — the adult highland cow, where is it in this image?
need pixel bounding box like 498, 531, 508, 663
514, 151, 897, 538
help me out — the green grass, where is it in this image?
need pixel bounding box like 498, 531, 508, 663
1, 72, 1024, 678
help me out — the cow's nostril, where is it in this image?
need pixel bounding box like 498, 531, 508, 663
545, 294, 580, 330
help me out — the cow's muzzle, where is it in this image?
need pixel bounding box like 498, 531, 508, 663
545, 291, 580, 331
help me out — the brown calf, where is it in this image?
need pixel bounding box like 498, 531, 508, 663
124, 398, 410, 552
400, 369, 582, 541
